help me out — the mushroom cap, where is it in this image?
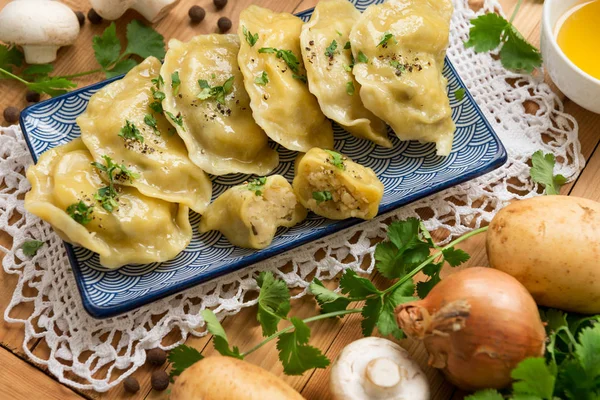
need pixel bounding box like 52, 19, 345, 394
0, 0, 80, 46
329, 337, 430, 400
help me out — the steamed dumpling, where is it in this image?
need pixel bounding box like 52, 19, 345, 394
77, 57, 212, 214
24, 139, 192, 269
161, 35, 279, 176
349, 0, 456, 156
199, 175, 307, 249
237, 5, 334, 152
292, 148, 383, 220
300, 0, 391, 148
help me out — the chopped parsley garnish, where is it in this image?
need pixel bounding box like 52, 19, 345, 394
149, 100, 163, 113
144, 113, 159, 134
243, 26, 259, 47
324, 149, 346, 170
377, 32, 398, 47
22, 240, 44, 257
255, 71, 269, 86
454, 88, 466, 101
197, 76, 235, 105
345, 81, 355, 96
344, 41, 351, 50
247, 177, 267, 196
312, 191, 333, 204
118, 120, 144, 143
258, 47, 300, 73
94, 186, 119, 212
149, 75, 165, 113
171, 71, 181, 96
151, 75, 164, 87
325, 40, 338, 58
336, 30, 342, 36
292, 74, 307, 83
343, 64, 353, 72
67, 201, 94, 225
390, 60, 406, 75
91, 155, 139, 213
166, 111, 185, 130
152, 89, 165, 101
357, 51, 368, 63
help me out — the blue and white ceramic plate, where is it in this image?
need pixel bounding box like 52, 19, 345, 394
19, 3, 506, 319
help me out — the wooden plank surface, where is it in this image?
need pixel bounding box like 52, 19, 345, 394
1, 0, 599, 399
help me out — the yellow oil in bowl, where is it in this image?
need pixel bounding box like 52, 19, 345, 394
556, 0, 600, 80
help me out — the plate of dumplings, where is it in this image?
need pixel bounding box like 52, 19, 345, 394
20, 0, 506, 318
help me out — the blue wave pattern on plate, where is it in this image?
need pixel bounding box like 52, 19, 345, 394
20, 0, 506, 318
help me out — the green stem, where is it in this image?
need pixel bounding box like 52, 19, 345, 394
509, 0, 523, 24
240, 308, 362, 357
0, 67, 30, 85
60, 69, 103, 79
383, 226, 489, 295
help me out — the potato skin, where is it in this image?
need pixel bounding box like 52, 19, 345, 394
487, 196, 600, 314
170, 356, 305, 400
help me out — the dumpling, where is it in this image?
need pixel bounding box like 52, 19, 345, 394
237, 5, 334, 152
24, 139, 192, 269
199, 175, 307, 249
349, 0, 456, 156
161, 35, 279, 176
77, 57, 212, 214
300, 0, 391, 148
292, 148, 383, 220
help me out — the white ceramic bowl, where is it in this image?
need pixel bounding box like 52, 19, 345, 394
541, 0, 600, 113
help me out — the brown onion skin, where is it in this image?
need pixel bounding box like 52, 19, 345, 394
396, 267, 546, 391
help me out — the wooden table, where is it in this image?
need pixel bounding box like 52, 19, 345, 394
1, 0, 599, 398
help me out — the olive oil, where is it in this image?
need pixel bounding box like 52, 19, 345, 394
556, 0, 600, 80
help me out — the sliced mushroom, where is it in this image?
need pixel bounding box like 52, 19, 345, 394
89, 0, 180, 23
0, 0, 80, 64
330, 337, 429, 400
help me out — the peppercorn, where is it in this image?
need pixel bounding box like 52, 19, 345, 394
75, 11, 85, 27
147, 348, 167, 366
88, 8, 103, 24
26, 91, 41, 103
123, 376, 140, 393
151, 370, 169, 391
218, 17, 232, 33
3, 107, 19, 123
188, 5, 205, 23
214, 0, 228, 10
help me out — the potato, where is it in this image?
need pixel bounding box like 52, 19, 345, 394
486, 195, 600, 314
170, 356, 305, 400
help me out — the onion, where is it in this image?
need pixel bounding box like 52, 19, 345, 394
395, 267, 546, 391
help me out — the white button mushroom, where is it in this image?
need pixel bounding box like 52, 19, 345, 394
0, 0, 80, 64
330, 337, 430, 400
89, 0, 180, 23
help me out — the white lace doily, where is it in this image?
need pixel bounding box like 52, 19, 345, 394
0, 0, 584, 392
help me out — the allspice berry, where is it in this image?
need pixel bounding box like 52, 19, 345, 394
147, 348, 167, 366
188, 5, 205, 23
214, 0, 228, 10
123, 376, 140, 394
75, 11, 85, 27
88, 8, 103, 24
26, 90, 41, 103
151, 370, 169, 391
3, 107, 19, 123
218, 17, 232, 32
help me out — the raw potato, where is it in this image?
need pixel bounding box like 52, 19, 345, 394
170, 356, 305, 400
487, 195, 600, 314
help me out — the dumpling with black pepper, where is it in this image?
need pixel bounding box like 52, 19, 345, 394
160, 35, 279, 176
349, 0, 456, 156
77, 56, 212, 214
24, 139, 192, 269
292, 148, 383, 220
237, 5, 334, 152
199, 175, 307, 249
300, 0, 391, 148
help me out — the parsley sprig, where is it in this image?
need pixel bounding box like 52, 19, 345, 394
197, 76, 235, 105
118, 120, 144, 143
247, 177, 267, 196
66, 201, 94, 225
91, 155, 139, 212
325, 40, 338, 58
377, 32, 397, 48
21, 240, 44, 257
530, 150, 566, 195
243, 26, 259, 47
258, 47, 306, 82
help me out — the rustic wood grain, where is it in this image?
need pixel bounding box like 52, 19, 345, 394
1, 0, 599, 399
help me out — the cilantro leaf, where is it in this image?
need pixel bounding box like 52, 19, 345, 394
361, 297, 382, 336
530, 151, 567, 195
377, 32, 397, 47
168, 344, 203, 379
339, 270, 380, 298
0, 44, 23, 70
171, 71, 181, 96
442, 247, 470, 267
256, 271, 291, 336
325, 40, 338, 58
465, 13, 506, 52
93, 23, 121, 69
243, 26, 259, 47
387, 218, 421, 250
277, 317, 330, 375
196, 76, 234, 105
26, 77, 77, 97
416, 262, 442, 298
357, 51, 368, 63
144, 114, 159, 134
254, 71, 269, 86
455, 88, 466, 101
501, 25, 543, 73
346, 81, 355, 95
258, 47, 300, 73
166, 111, 185, 130
22, 240, 44, 257
374, 242, 404, 279
575, 324, 600, 379
118, 120, 144, 143
22, 64, 54, 79
309, 278, 350, 315
465, 390, 505, 400
105, 59, 137, 78
201, 309, 243, 359
292, 73, 307, 83
94, 186, 119, 212
66, 201, 94, 225
511, 358, 556, 399
323, 150, 345, 170
312, 191, 333, 204
123, 20, 166, 60
247, 177, 267, 196
344, 41, 351, 50
376, 279, 415, 339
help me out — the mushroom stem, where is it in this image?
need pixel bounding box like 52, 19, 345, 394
365, 357, 404, 389
23, 45, 60, 64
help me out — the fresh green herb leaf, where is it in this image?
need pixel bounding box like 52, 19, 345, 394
22, 240, 44, 257
0, 44, 24, 70
91, 155, 139, 208
324, 150, 346, 170
343, 64, 353, 72
93, 23, 121, 69
22, 64, 54, 79
26, 77, 77, 97
530, 151, 567, 195
312, 191, 333, 204
247, 177, 267, 196
256, 271, 291, 336
201, 309, 243, 359
357, 51, 368, 63
151, 75, 164, 87
166, 111, 185, 130
309, 278, 351, 315
346, 81, 355, 96
442, 247, 470, 267
258, 47, 300, 73
168, 344, 203, 379
292, 74, 307, 83
152, 88, 166, 101
243, 26, 259, 47
123, 19, 166, 60
455, 88, 466, 101
198, 79, 210, 89
374, 279, 416, 339
94, 186, 119, 212
66, 201, 94, 225
377, 32, 397, 47
344, 41, 351, 50
575, 324, 600, 378
149, 100, 163, 114
105, 59, 137, 78
254, 71, 269, 86
325, 40, 338, 58
196, 76, 234, 105
511, 357, 556, 399
144, 114, 159, 134
118, 120, 144, 143
171, 71, 181, 96
277, 317, 330, 375
390, 60, 405, 75
465, 390, 505, 400
336, 30, 343, 37
416, 263, 442, 298
339, 269, 380, 298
